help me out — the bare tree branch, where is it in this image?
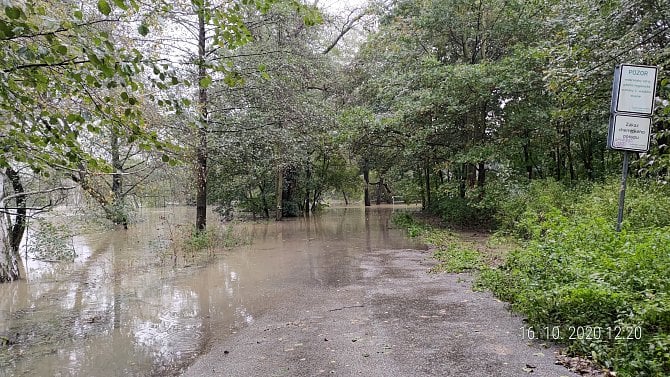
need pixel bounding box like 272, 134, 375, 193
0, 186, 77, 208
322, 8, 370, 54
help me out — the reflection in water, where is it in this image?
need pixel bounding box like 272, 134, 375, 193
0, 206, 420, 376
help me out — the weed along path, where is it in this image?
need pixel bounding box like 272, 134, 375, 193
182, 208, 578, 377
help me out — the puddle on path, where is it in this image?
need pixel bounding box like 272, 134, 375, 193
0, 206, 422, 376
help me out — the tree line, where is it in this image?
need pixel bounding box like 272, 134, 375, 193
1, 0, 669, 281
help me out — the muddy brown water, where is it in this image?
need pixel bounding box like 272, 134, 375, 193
0, 206, 422, 377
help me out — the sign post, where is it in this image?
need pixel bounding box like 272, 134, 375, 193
608, 64, 658, 232
616, 152, 629, 232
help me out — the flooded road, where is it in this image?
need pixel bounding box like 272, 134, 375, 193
0, 206, 420, 376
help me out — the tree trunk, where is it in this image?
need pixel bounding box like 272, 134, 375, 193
71, 167, 117, 221
110, 132, 127, 228
342, 190, 348, 205
477, 162, 486, 188
304, 193, 310, 214
195, 7, 208, 231
260, 184, 270, 219
375, 177, 382, 205
555, 146, 562, 181
424, 161, 431, 207
6, 168, 26, 252
523, 141, 533, 180
282, 167, 299, 217
467, 163, 477, 188
564, 126, 576, 181
419, 165, 426, 209
363, 161, 371, 207
0, 218, 19, 283
312, 190, 321, 211
459, 163, 467, 198
0, 173, 20, 282
304, 164, 311, 215
275, 166, 283, 221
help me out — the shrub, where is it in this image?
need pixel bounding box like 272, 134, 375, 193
478, 178, 670, 376
428, 192, 495, 228
392, 212, 424, 237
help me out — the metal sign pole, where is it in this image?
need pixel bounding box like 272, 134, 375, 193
616, 151, 629, 232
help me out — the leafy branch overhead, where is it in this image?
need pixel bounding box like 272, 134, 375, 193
0, 0, 176, 174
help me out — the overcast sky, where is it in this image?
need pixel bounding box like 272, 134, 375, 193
319, 0, 369, 13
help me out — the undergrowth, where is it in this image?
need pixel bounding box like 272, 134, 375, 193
155, 219, 249, 266
28, 219, 77, 262
393, 213, 482, 272
476, 178, 670, 376
397, 178, 670, 376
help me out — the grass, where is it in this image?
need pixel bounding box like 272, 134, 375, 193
432, 244, 482, 272
392, 212, 494, 273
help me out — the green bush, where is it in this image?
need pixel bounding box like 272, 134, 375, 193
478, 178, 670, 376
428, 192, 495, 228
183, 228, 214, 253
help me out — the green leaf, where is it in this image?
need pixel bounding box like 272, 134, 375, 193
85, 74, 97, 87
138, 23, 149, 36
161, 154, 170, 162
66, 114, 82, 124
97, 0, 112, 16
0, 20, 15, 38
199, 75, 212, 89
5, 6, 22, 20
113, 0, 128, 10
74, 10, 83, 20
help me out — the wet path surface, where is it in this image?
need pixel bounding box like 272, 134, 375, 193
182, 250, 578, 377
183, 213, 579, 377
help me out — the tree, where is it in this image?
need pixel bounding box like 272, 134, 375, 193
205, 2, 357, 220
0, 0, 174, 281
148, 0, 322, 228
344, 0, 670, 224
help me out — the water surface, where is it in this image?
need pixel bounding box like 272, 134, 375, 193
0, 206, 421, 376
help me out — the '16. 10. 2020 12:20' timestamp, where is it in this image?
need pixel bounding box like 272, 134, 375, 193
520, 325, 642, 341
